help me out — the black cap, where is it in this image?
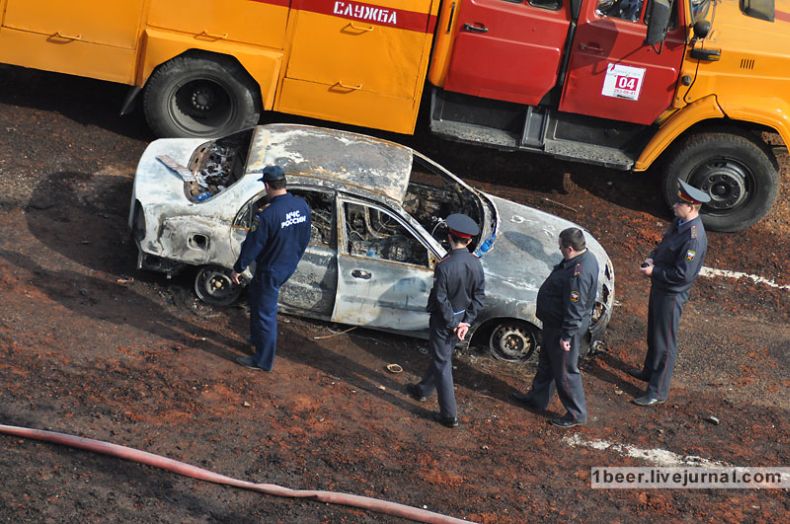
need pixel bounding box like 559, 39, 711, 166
259, 165, 286, 184
446, 213, 480, 238
677, 180, 711, 205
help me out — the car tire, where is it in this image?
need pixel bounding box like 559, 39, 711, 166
143, 54, 261, 138
488, 321, 538, 363
194, 266, 243, 306
662, 130, 779, 232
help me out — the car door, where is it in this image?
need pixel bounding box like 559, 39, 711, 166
558, 0, 686, 125
441, 0, 571, 105
333, 198, 436, 336
230, 188, 338, 318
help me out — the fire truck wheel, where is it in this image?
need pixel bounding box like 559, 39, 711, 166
143, 54, 261, 138
662, 130, 779, 232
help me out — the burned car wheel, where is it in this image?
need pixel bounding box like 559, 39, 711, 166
194, 266, 243, 306
489, 322, 537, 362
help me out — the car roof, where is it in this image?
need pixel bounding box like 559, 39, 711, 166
246, 124, 414, 204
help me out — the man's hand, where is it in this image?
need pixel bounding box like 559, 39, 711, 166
560, 338, 571, 352
454, 322, 470, 341
230, 271, 242, 285
639, 262, 654, 277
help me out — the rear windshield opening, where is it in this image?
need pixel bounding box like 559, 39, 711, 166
185, 128, 255, 202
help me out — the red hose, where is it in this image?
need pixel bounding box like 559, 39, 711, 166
1, 423, 472, 523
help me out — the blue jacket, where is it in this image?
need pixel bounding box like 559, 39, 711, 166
233, 192, 311, 282
427, 247, 486, 330
649, 216, 707, 293
536, 250, 599, 340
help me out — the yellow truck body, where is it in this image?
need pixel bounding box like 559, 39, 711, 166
0, 0, 787, 231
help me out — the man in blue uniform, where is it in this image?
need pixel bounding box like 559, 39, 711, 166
511, 228, 599, 428
406, 213, 485, 428
630, 180, 709, 406
230, 165, 311, 372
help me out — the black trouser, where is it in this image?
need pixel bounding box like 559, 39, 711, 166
642, 286, 688, 400
415, 314, 460, 418
527, 325, 587, 422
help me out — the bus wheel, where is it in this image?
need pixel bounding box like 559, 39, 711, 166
143, 54, 260, 138
662, 130, 779, 232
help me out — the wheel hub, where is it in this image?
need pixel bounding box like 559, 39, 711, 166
491, 326, 533, 361
191, 87, 215, 112
695, 162, 749, 211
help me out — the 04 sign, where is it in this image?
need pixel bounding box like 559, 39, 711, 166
601, 63, 646, 101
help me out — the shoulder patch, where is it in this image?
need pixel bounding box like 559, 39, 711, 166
686, 249, 696, 261
569, 290, 580, 303
691, 225, 698, 239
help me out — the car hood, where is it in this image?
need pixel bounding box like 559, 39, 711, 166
480, 195, 611, 301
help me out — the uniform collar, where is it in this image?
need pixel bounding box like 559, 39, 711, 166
676, 215, 701, 231
560, 249, 587, 268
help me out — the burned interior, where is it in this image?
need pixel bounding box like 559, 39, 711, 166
402, 156, 484, 251
234, 188, 335, 248
344, 202, 429, 266
184, 128, 255, 202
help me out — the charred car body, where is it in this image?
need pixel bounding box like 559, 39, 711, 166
129, 124, 615, 361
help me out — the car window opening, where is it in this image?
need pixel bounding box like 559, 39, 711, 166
344, 203, 429, 266
185, 127, 255, 202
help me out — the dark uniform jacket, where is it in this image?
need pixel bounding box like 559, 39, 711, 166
233, 193, 311, 281
427, 247, 486, 330
649, 216, 707, 293
536, 250, 599, 341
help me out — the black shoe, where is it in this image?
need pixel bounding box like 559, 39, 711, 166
510, 391, 541, 411
406, 383, 427, 402
433, 413, 459, 428
235, 355, 269, 371
627, 368, 650, 382
549, 416, 585, 429
632, 395, 666, 407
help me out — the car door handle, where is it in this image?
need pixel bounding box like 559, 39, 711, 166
579, 42, 603, 54
462, 23, 488, 33
351, 269, 371, 280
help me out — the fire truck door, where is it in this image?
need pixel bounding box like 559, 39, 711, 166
558, 0, 686, 125
442, 0, 571, 106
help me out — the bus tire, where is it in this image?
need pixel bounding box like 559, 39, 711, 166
143, 54, 261, 138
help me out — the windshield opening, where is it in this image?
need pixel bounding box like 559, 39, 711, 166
403, 155, 485, 251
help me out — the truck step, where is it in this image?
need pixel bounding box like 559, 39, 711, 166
430, 119, 520, 150
543, 139, 635, 170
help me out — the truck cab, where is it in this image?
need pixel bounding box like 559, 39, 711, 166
428, 0, 788, 231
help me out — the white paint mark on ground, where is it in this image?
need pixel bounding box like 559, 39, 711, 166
700, 267, 789, 291
563, 434, 730, 467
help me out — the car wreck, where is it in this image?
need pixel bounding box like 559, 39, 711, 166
129, 124, 615, 361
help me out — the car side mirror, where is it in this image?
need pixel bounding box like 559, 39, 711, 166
692, 20, 711, 39
645, 0, 672, 45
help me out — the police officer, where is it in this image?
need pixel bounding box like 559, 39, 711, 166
630, 180, 709, 406
406, 214, 485, 428
230, 165, 311, 372
511, 227, 599, 428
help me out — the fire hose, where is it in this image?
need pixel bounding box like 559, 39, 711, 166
0, 423, 472, 524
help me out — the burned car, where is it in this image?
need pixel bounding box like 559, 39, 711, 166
129, 124, 614, 361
